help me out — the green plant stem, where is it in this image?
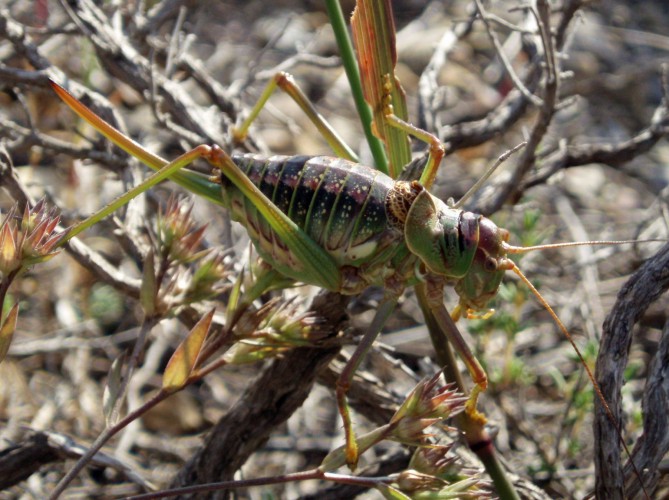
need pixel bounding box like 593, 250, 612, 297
415, 284, 520, 500
0, 270, 19, 315
325, 0, 388, 173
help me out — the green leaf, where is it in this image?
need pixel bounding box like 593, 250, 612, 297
226, 267, 244, 327
376, 484, 411, 500
0, 303, 18, 364
319, 424, 391, 471
140, 248, 157, 316
351, 0, 411, 177
103, 351, 127, 426
162, 309, 214, 391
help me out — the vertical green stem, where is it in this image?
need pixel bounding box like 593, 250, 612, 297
415, 284, 520, 500
325, 0, 388, 173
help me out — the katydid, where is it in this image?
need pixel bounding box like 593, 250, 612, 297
50, 79, 648, 474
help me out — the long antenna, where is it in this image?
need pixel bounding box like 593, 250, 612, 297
508, 261, 649, 499
452, 142, 526, 209
504, 239, 665, 254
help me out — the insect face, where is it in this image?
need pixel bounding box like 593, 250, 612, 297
454, 217, 513, 316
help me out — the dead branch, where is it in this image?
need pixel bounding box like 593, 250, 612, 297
595, 244, 669, 499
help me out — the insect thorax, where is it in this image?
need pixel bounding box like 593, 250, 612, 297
385, 180, 423, 229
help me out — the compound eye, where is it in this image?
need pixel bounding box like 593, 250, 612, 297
484, 256, 498, 272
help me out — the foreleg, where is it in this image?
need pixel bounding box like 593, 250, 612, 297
424, 280, 488, 425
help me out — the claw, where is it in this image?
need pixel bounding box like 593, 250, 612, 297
336, 378, 359, 469
464, 384, 488, 426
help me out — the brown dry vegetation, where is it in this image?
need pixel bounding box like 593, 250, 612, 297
1, 1, 669, 499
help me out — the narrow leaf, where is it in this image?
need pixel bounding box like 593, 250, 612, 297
162, 309, 215, 391
226, 267, 244, 326
351, 0, 411, 177
140, 248, 157, 316
0, 223, 18, 270
376, 484, 411, 500
0, 303, 19, 364
319, 424, 391, 471
103, 351, 127, 426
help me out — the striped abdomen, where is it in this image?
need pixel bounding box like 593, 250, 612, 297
222, 154, 410, 289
